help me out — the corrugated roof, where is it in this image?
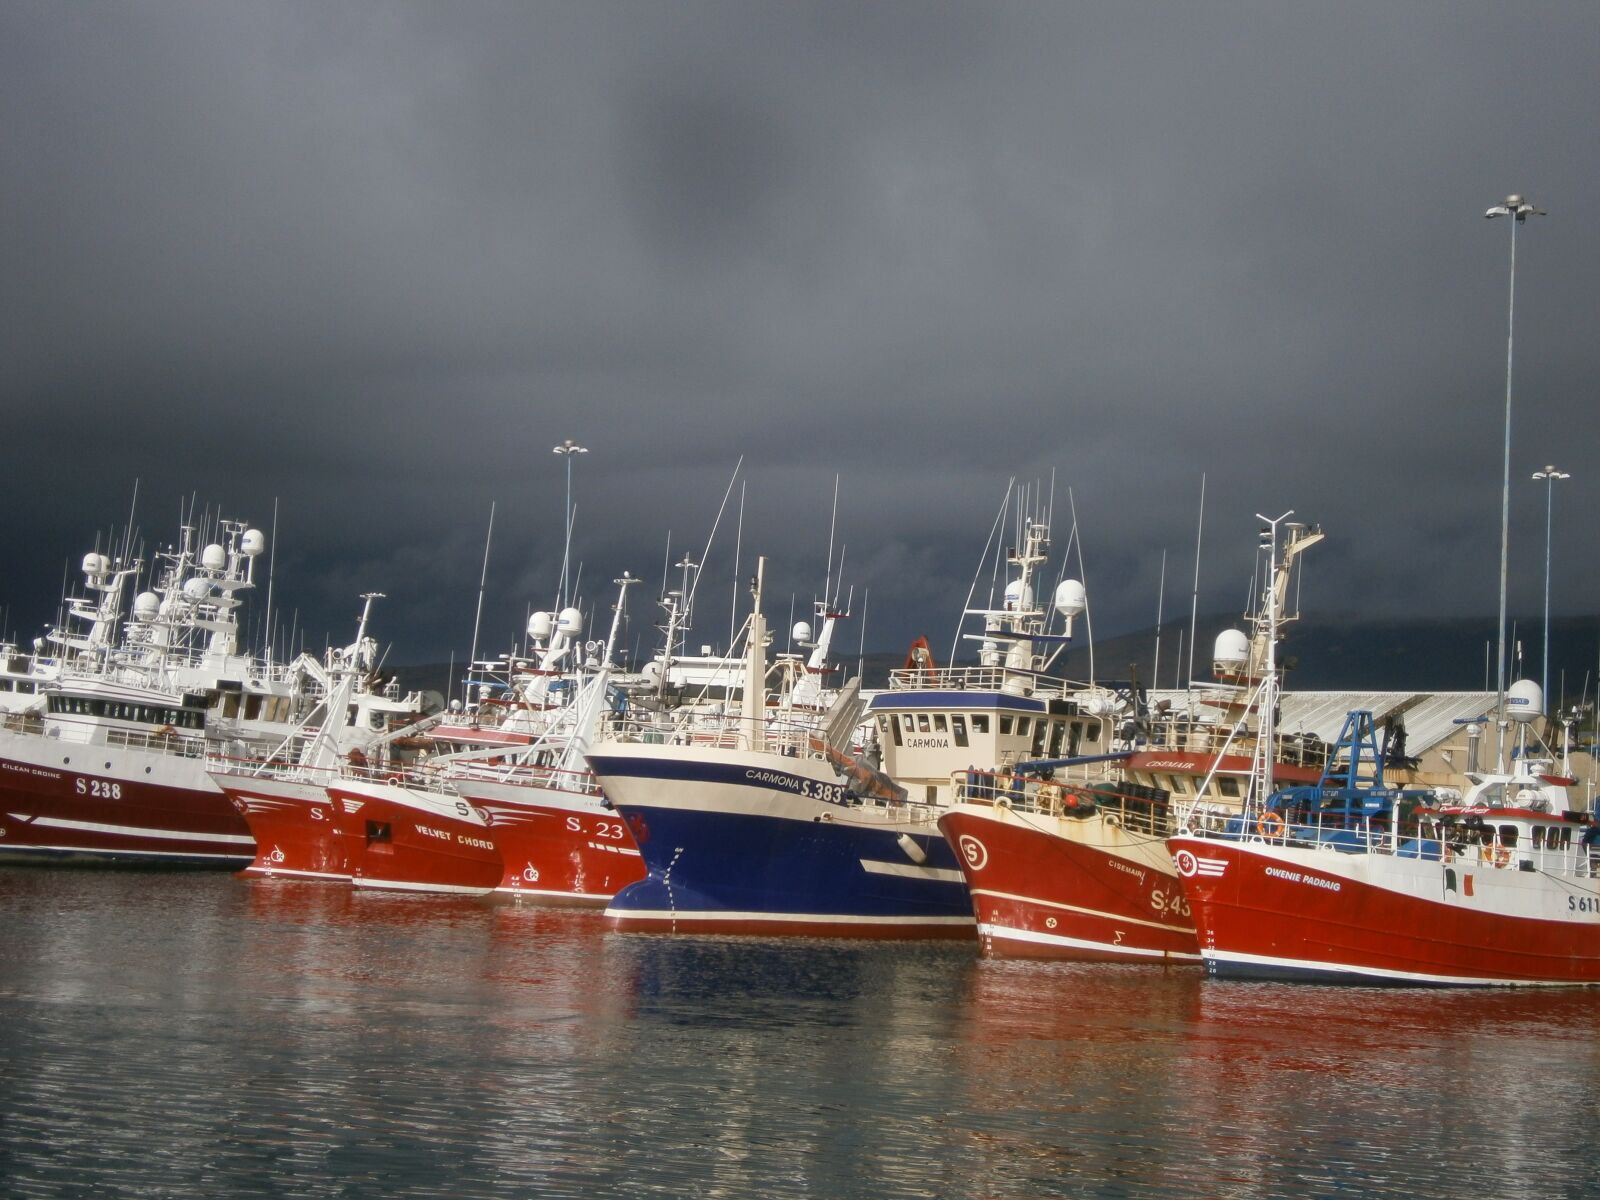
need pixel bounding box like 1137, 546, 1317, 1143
1279, 692, 1496, 754
1148, 688, 1497, 755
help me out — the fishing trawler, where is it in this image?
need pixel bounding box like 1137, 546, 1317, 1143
589, 558, 973, 938
1169, 683, 1600, 986
0, 518, 326, 866
209, 593, 432, 880
934, 519, 1326, 961
449, 574, 645, 904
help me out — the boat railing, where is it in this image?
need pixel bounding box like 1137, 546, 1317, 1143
448, 759, 604, 799
338, 760, 460, 796
1134, 716, 1330, 769
206, 751, 345, 782
1197, 804, 1600, 879
953, 768, 1173, 837
887, 665, 1079, 695
0, 711, 44, 736
604, 711, 832, 762
104, 726, 207, 759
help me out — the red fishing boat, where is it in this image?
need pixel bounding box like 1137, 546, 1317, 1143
452, 766, 641, 903
328, 773, 502, 896
937, 520, 1327, 962
1171, 702, 1600, 986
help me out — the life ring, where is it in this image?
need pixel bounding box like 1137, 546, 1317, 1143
1257, 811, 1287, 839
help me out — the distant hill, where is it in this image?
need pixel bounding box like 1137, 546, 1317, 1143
392, 615, 1600, 702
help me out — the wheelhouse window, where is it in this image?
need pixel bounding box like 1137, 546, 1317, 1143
971, 714, 989, 734
916, 714, 931, 733
1218, 778, 1240, 798
952, 715, 968, 748
998, 716, 1013, 736
885, 715, 902, 746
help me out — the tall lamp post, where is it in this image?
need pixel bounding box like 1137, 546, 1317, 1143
1485, 194, 1545, 766
552, 439, 588, 611
1532, 465, 1569, 703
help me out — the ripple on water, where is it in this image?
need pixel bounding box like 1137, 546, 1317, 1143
2, 870, 1600, 1198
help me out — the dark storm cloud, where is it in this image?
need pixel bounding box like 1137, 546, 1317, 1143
3, 2, 1597, 670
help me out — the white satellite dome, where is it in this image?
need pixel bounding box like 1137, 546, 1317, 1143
133, 592, 160, 621
527, 611, 554, 641
182, 577, 211, 602
556, 607, 583, 636
1507, 678, 1543, 722
240, 529, 266, 557
1054, 579, 1087, 618
1213, 629, 1250, 672
1004, 579, 1034, 610
792, 621, 813, 645
201, 543, 226, 571
81, 552, 110, 578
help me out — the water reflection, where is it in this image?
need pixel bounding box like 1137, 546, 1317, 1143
2, 870, 1599, 1199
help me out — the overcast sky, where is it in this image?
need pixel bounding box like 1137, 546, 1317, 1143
3, 2, 1597, 669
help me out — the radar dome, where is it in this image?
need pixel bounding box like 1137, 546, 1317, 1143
201, 544, 226, 571
1054, 579, 1087, 618
81, 552, 110, 577
1507, 679, 1543, 722
527, 611, 553, 641
240, 529, 266, 557
556, 607, 583, 636
792, 621, 813, 645
1213, 629, 1249, 672
133, 592, 160, 621
1003, 580, 1034, 610
182, 577, 211, 602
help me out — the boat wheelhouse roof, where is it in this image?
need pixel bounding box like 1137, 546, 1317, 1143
866, 689, 1062, 715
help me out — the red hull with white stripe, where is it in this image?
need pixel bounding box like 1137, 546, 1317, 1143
213, 771, 351, 880
450, 770, 643, 904
1169, 833, 1600, 986
938, 801, 1198, 962
0, 744, 253, 867
328, 777, 502, 896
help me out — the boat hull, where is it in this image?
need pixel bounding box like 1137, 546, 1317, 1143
328, 778, 502, 896
939, 801, 1198, 962
1170, 833, 1600, 986
452, 773, 644, 904
214, 771, 351, 881
0, 733, 253, 868
588, 745, 974, 939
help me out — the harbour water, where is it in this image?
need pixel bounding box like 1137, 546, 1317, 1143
2, 870, 1598, 1199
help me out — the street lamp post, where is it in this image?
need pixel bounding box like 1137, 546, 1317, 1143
1532, 465, 1570, 703
1485, 194, 1545, 766
552, 439, 588, 611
